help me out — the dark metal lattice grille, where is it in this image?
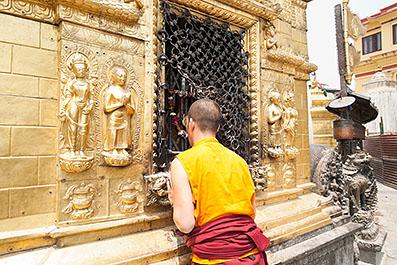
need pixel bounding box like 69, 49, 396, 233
154, 2, 250, 169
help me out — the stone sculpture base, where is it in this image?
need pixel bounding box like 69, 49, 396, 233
102, 151, 132, 167
357, 227, 387, 265
269, 221, 361, 265
59, 154, 94, 173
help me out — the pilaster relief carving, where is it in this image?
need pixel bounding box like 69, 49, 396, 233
59, 49, 98, 173
62, 182, 97, 219
151, 0, 160, 171
249, 22, 261, 166
114, 179, 143, 213
144, 172, 170, 207
282, 162, 296, 189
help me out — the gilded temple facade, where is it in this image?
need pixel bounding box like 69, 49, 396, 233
0, 0, 360, 264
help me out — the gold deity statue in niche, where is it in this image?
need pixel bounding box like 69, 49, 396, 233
59, 52, 95, 173
102, 65, 136, 167
266, 87, 284, 159
282, 89, 299, 160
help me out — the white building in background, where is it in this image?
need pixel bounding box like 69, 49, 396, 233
363, 72, 397, 135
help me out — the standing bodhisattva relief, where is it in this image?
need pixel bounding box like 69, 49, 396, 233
266, 87, 284, 159
102, 65, 137, 167
282, 89, 299, 160
59, 52, 96, 173
265, 85, 299, 161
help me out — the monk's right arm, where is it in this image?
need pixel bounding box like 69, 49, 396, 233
170, 159, 195, 234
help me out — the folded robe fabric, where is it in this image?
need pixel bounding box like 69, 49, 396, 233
185, 215, 270, 265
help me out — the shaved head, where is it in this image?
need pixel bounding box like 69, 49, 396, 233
187, 98, 221, 133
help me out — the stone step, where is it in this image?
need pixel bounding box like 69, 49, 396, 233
0, 191, 335, 264
0, 211, 172, 256
0, 226, 187, 265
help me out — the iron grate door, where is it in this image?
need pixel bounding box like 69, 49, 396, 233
154, 1, 251, 170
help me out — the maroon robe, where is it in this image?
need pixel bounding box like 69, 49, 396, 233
183, 215, 270, 265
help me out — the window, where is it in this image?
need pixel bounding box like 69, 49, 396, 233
362, 32, 382, 55
393, 24, 397, 44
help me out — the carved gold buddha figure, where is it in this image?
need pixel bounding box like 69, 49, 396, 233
282, 90, 299, 160
267, 88, 284, 158
59, 52, 94, 172
102, 65, 135, 166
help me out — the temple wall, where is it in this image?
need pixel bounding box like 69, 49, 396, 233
0, 1, 318, 225
0, 13, 58, 220
0, 2, 355, 264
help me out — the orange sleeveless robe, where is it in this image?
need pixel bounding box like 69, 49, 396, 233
177, 137, 256, 264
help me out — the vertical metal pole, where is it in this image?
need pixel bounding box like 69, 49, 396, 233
335, 4, 348, 98
343, 0, 351, 89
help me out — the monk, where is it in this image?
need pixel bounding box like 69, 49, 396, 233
169, 98, 270, 265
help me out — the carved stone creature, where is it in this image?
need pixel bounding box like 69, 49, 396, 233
62, 183, 97, 219
102, 65, 136, 166
115, 179, 142, 213
343, 147, 377, 215
59, 52, 95, 173
313, 144, 385, 260
266, 87, 284, 159
144, 172, 170, 207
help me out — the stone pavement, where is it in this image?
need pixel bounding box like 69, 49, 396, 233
376, 182, 397, 265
